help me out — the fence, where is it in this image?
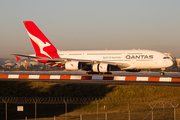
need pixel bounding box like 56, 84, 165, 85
0, 97, 180, 120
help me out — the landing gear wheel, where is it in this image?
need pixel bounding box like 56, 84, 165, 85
86, 72, 112, 75
86, 72, 99, 75
160, 68, 166, 76
160, 72, 165, 76
105, 72, 112, 75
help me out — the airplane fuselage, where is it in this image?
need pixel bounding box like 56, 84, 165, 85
57, 49, 173, 70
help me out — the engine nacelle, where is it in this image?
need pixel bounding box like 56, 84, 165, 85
126, 69, 141, 72
92, 63, 110, 73
65, 61, 81, 70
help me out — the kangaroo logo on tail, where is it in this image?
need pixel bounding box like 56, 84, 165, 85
27, 31, 52, 58
23, 21, 60, 59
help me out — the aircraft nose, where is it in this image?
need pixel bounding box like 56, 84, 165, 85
168, 60, 173, 67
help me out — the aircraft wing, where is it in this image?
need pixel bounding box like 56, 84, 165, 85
11, 53, 130, 69
45, 58, 130, 68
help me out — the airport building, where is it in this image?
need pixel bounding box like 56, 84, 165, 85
2, 59, 39, 70
176, 59, 180, 68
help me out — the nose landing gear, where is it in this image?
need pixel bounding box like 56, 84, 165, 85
160, 68, 165, 76
160, 71, 165, 76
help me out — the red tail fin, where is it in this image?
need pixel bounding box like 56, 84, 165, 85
23, 21, 60, 58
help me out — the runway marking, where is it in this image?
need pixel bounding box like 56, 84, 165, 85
8, 74, 19, 79
1, 74, 180, 82
0, 74, 8, 78
60, 75, 71, 79
29, 75, 40, 79
125, 76, 136, 81
92, 76, 103, 80
39, 75, 50, 79
148, 77, 159, 81
50, 75, 61, 79
172, 78, 180, 82
103, 76, 114, 80
81, 76, 92, 80
114, 76, 126, 81
19, 75, 29, 79
159, 77, 172, 82
70, 75, 82, 80
136, 77, 149, 81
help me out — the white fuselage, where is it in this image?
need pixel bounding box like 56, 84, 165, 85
56, 49, 173, 70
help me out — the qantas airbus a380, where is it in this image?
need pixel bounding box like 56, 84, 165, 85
12, 21, 173, 75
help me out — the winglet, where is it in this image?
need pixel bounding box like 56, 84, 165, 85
15, 55, 21, 62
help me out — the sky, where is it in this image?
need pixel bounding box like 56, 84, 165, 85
0, 0, 180, 58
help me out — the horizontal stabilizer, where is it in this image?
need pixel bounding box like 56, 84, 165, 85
10, 53, 43, 59
15, 56, 21, 62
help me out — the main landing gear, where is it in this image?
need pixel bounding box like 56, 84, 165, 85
160, 68, 165, 76
86, 72, 112, 75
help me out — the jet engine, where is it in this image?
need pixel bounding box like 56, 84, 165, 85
65, 61, 81, 70
92, 63, 110, 73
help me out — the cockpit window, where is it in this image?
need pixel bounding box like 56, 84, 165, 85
163, 57, 170, 59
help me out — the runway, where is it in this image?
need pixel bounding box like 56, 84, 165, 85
0, 71, 180, 86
